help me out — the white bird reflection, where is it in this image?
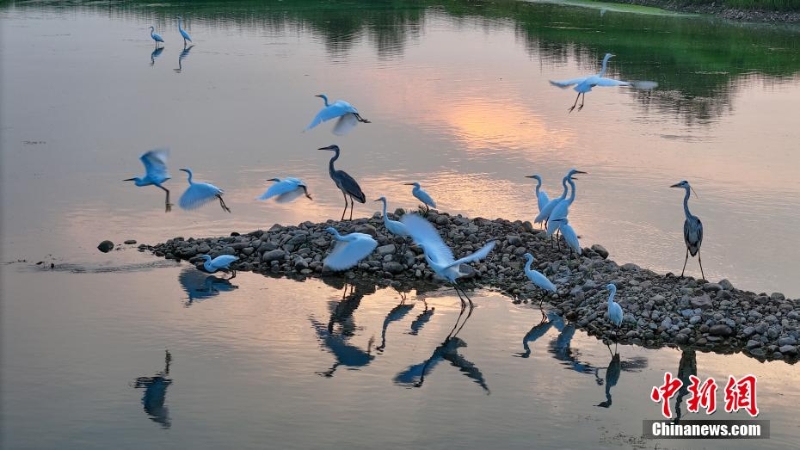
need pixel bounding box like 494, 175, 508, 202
178, 266, 238, 307
594, 351, 648, 409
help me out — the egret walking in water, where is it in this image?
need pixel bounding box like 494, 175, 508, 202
405, 182, 436, 213
671, 180, 705, 279
401, 214, 496, 307
199, 254, 239, 278
176, 17, 192, 47
547, 170, 587, 237
323, 227, 378, 271
549, 53, 658, 112
258, 177, 312, 203
605, 284, 623, 342
124, 148, 172, 212
149, 26, 164, 48
522, 253, 556, 306
305, 94, 371, 136
318, 145, 366, 221
525, 174, 550, 228
178, 168, 231, 213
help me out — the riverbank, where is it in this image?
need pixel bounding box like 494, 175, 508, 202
141, 210, 799, 363
603, 0, 800, 23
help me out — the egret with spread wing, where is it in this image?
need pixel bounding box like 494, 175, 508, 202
319, 145, 366, 221
405, 182, 436, 213
304, 94, 371, 136
671, 180, 705, 279
124, 148, 173, 212
178, 168, 231, 213
323, 227, 378, 271
522, 253, 556, 306
401, 214, 496, 307
199, 254, 239, 278
258, 177, 312, 203
149, 26, 164, 48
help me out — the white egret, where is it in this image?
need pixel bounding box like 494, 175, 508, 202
258, 177, 312, 203
605, 284, 623, 338
178, 168, 231, 213
671, 180, 705, 279
304, 94, 371, 136
323, 227, 378, 271
550, 53, 658, 112
318, 145, 366, 221
560, 222, 582, 256
535, 169, 584, 226
401, 214, 496, 306
522, 253, 556, 306
525, 174, 550, 226
176, 17, 192, 46
404, 182, 436, 213
149, 26, 164, 48
547, 170, 587, 237
124, 148, 172, 212
199, 254, 239, 278
374, 196, 410, 253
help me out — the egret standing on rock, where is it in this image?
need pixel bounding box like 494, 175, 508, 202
606, 284, 623, 340
125, 148, 173, 212
176, 17, 192, 47
671, 180, 705, 279
178, 168, 231, 213
401, 214, 496, 307
258, 177, 312, 203
405, 182, 436, 213
305, 94, 371, 136
522, 253, 556, 306
150, 26, 164, 48
547, 169, 587, 237
535, 169, 584, 230
199, 254, 239, 278
549, 53, 658, 112
525, 174, 550, 228
323, 227, 378, 271
318, 145, 366, 221
560, 222, 582, 256
375, 196, 410, 252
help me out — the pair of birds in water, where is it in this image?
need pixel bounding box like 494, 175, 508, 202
149, 17, 192, 47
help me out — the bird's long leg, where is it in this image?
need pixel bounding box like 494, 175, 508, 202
341, 191, 348, 221
354, 113, 371, 123
157, 185, 172, 212
568, 92, 581, 113
217, 194, 231, 213
348, 196, 354, 221
229, 270, 237, 280
681, 248, 689, 277
578, 93, 586, 111
698, 251, 705, 280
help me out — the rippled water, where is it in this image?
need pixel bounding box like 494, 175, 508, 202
2, 1, 800, 448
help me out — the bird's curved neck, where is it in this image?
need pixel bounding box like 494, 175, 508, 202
607, 289, 616, 304
523, 257, 533, 273
559, 176, 570, 199
184, 170, 194, 184
534, 178, 542, 194
328, 149, 339, 175
682, 187, 692, 219
178, 18, 183, 28
380, 200, 388, 220
565, 177, 577, 204
599, 56, 610, 77
320, 95, 330, 107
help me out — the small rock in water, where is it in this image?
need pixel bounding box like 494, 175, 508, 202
97, 240, 114, 253
124, 239, 137, 245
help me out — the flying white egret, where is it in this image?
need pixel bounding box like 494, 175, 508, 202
671, 180, 705, 279
199, 254, 239, 278
605, 284, 623, 339
178, 168, 231, 213
522, 253, 556, 306
318, 145, 366, 221
560, 222, 582, 256
547, 170, 587, 237
323, 227, 378, 271
405, 182, 436, 213
304, 94, 371, 136
258, 177, 312, 203
149, 26, 164, 48
535, 169, 584, 226
124, 148, 172, 212
176, 17, 192, 46
525, 174, 550, 226
549, 53, 658, 112
401, 214, 496, 307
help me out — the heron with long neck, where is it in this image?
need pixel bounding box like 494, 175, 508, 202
318, 145, 366, 221
671, 180, 705, 279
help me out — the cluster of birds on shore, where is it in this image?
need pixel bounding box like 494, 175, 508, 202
129, 38, 699, 339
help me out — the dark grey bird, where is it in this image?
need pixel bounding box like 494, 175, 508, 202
318, 145, 366, 221
671, 180, 704, 279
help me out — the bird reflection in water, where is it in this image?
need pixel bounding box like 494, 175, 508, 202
547, 315, 597, 375
150, 46, 164, 66
376, 288, 415, 353
395, 302, 489, 394
178, 266, 238, 307
408, 294, 435, 336
516, 308, 560, 358
595, 351, 648, 409
310, 282, 376, 377
174, 44, 194, 73
672, 349, 697, 423
132, 350, 173, 428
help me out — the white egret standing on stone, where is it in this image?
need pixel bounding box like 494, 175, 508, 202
547, 169, 587, 237
522, 253, 556, 306
258, 177, 312, 203
671, 180, 705, 279
605, 284, 623, 345
405, 182, 436, 213
178, 168, 231, 213
304, 94, 371, 136
525, 174, 550, 229
375, 196, 410, 253
125, 148, 173, 212
560, 222, 582, 256
535, 169, 583, 227
199, 254, 239, 278
323, 227, 378, 271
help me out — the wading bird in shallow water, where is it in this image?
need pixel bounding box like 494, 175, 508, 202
178, 168, 231, 213
549, 53, 658, 112
258, 177, 312, 203
198, 254, 239, 278
522, 253, 556, 306
605, 284, 623, 345
176, 17, 192, 47
405, 182, 436, 213
671, 180, 705, 279
401, 214, 496, 307
149, 26, 164, 48
125, 148, 173, 212
323, 227, 378, 271
525, 174, 550, 228
318, 145, 366, 221
304, 94, 371, 136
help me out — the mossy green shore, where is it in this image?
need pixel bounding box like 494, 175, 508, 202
597, 0, 800, 22
142, 210, 799, 364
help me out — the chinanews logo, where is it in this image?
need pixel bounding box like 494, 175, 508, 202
643, 373, 769, 440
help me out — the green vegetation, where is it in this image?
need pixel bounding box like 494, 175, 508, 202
678, 0, 800, 12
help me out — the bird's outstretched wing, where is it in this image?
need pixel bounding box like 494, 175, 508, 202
179, 183, 222, 210
560, 223, 582, 255
141, 149, 170, 181
401, 214, 454, 264
259, 179, 299, 201
305, 103, 356, 132
628, 80, 658, 90
549, 77, 588, 88
332, 113, 359, 136
446, 240, 496, 270
324, 236, 377, 271
593, 77, 631, 87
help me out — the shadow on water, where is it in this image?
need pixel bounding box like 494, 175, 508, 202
672, 349, 697, 423
594, 351, 648, 409
376, 288, 415, 353
178, 266, 239, 307
174, 44, 194, 73
131, 350, 173, 429
150, 46, 164, 66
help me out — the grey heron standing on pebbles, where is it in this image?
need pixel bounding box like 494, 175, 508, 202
671, 180, 705, 280
318, 145, 366, 221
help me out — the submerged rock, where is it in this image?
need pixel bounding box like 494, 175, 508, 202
97, 240, 114, 253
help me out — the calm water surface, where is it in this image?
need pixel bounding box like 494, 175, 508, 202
2, 1, 799, 448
